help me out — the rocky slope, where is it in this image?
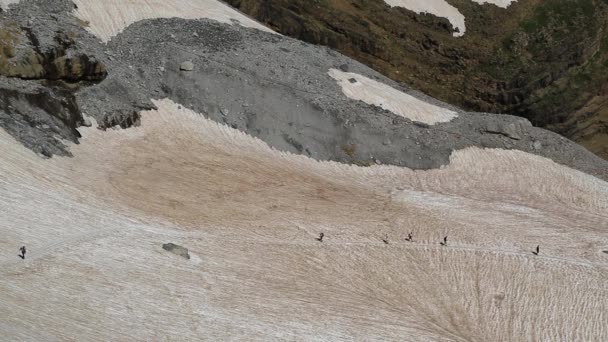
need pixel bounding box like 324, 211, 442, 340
225, 0, 608, 159
1, 1, 608, 340
1, 0, 604, 180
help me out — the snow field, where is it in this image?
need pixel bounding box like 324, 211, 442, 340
1, 99, 606, 340
72, 0, 276, 42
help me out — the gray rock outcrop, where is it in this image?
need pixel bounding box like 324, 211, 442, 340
483, 118, 532, 140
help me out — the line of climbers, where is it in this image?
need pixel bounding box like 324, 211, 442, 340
14, 240, 549, 261
314, 232, 542, 255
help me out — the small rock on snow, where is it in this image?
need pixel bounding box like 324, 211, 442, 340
162, 243, 190, 260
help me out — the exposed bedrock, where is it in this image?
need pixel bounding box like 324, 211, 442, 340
0, 79, 83, 157
0, 1, 112, 155
1, 24, 107, 82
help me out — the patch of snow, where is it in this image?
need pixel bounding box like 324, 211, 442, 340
328, 68, 458, 125
72, 0, 277, 42
472, 0, 517, 8
384, 0, 466, 37
384, 0, 518, 37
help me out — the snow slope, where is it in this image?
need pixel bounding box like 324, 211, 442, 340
329, 68, 458, 125
72, 0, 276, 42
1, 99, 607, 341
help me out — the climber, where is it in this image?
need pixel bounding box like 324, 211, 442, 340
316, 232, 324, 242
532, 245, 539, 256
19, 246, 26, 259
440, 236, 447, 246
405, 232, 413, 242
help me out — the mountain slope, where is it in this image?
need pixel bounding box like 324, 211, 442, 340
0, 0, 607, 340
225, 0, 608, 159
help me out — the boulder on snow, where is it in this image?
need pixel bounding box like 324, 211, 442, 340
162, 243, 190, 259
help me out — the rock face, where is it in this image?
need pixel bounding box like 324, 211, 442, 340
225, 0, 608, 160
0, 80, 84, 157
483, 118, 531, 140
0, 2, 132, 156
162, 243, 190, 260
0, 26, 107, 81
